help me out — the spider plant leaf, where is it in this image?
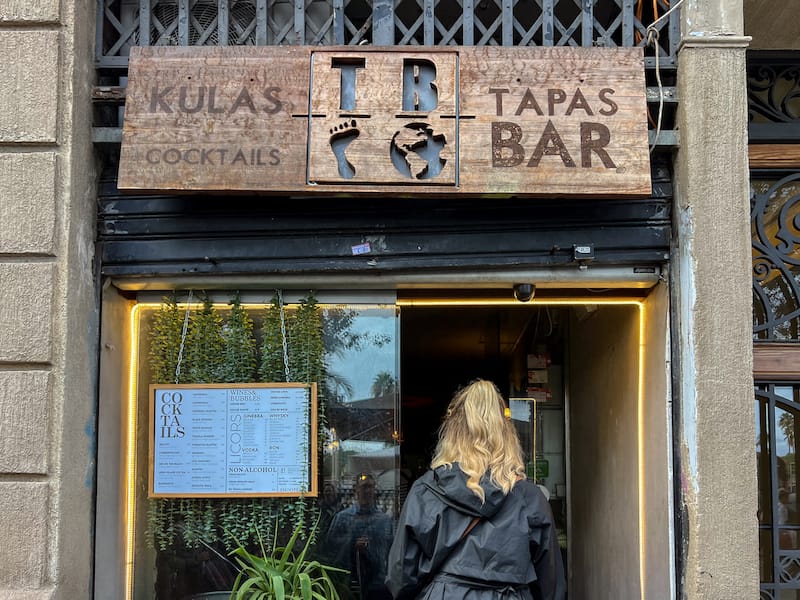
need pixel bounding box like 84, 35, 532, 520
272, 574, 286, 600
279, 524, 302, 568
298, 572, 312, 599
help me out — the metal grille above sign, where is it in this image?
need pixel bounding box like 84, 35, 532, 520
119, 46, 651, 197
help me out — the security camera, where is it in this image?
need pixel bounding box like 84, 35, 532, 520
513, 283, 536, 303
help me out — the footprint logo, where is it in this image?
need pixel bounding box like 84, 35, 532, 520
329, 120, 360, 179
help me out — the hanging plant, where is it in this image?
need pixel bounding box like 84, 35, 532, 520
145, 293, 220, 550
289, 293, 325, 531
290, 293, 325, 386
259, 292, 288, 383
148, 294, 184, 384
147, 497, 168, 551
185, 293, 225, 383
146, 290, 327, 553
146, 295, 186, 551
216, 497, 308, 552
220, 291, 257, 382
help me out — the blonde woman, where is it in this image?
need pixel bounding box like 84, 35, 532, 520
385, 379, 565, 600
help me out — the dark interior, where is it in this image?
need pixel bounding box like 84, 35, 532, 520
398, 304, 566, 479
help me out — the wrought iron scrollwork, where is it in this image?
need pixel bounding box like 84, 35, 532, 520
752, 174, 800, 340
749, 64, 800, 124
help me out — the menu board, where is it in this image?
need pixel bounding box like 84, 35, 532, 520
148, 383, 318, 498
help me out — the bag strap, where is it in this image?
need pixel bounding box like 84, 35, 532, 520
420, 515, 482, 593
459, 515, 482, 541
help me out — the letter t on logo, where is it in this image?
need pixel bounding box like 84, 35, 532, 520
331, 58, 366, 111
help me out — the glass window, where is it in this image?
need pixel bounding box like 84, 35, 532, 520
129, 297, 398, 599
756, 383, 800, 595
317, 305, 399, 600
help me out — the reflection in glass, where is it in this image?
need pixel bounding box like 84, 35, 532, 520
762, 528, 774, 583
758, 396, 774, 525
318, 305, 399, 600
322, 473, 394, 599
757, 383, 800, 596
131, 301, 399, 600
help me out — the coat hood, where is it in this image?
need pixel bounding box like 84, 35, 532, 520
422, 464, 507, 519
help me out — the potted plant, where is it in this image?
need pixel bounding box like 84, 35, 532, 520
228, 518, 346, 600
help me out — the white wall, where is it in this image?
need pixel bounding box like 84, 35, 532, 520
569, 304, 642, 599
567, 293, 672, 600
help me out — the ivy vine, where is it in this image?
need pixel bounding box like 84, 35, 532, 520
185, 293, 225, 384
148, 295, 184, 384
221, 291, 257, 383
259, 292, 287, 383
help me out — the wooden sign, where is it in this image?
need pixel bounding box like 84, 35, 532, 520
120, 46, 650, 197
458, 47, 650, 196
149, 383, 318, 498
120, 47, 309, 193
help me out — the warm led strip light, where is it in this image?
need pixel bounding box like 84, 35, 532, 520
125, 300, 389, 599
395, 297, 643, 307
637, 301, 646, 600
126, 297, 647, 600
125, 304, 141, 600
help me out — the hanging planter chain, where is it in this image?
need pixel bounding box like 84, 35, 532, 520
174, 289, 193, 384
644, 0, 684, 153
277, 289, 291, 382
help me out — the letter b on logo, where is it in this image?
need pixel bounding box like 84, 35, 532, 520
402, 59, 438, 112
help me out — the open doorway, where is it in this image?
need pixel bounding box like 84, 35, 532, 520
399, 303, 566, 472
396, 294, 672, 599
399, 303, 569, 579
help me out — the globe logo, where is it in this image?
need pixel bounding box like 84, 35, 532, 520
389, 123, 447, 180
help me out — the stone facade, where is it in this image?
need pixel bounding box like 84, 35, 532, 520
0, 0, 60, 24
671, 2, 759, 599
0, 32, 59, 142
0, 153, 57, 254
0, 0, 96, 598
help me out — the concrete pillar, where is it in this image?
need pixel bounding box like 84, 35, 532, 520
0, 0, 97, 598
672, 0, 757, 598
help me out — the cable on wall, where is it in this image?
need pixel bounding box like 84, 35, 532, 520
646, 0, 685, 153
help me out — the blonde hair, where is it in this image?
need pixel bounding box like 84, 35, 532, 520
431, 379, 525, 502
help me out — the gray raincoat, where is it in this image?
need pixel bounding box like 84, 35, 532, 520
385, 464, 566, 600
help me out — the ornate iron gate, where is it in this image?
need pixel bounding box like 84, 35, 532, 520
94, 0, 679, 147
96, 0, 679, 66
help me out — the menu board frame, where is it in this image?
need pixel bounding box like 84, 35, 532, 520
148, 382, 318, 498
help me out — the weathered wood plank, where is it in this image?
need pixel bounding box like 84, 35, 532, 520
458, 46, 651, 196
119, 46, 310, 192
119, 45, 651, 196
749, 144, 800, 169
754, 344, 800, 381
